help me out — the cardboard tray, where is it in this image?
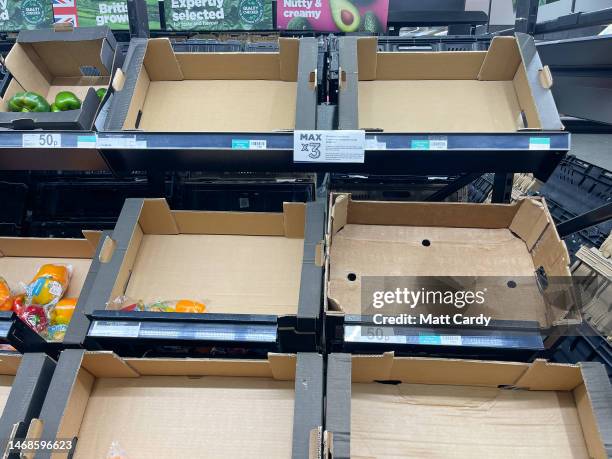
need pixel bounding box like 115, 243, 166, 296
324, 194, 573, 356
337, 33, 563, 133
325, 353, 612, 459
0, 231, 108, 352
0, 352, 56, 456
31, 349, 323, 459
0, 26, 117, 131
81, 198, 325, 352
104, 36, 318, 132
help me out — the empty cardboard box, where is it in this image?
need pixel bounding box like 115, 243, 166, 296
0, 353, 56, 455
105, 37, 318, 132
338, 34, 563, 132
0, 26, 117, 130
34, 349, 323, 459
0, 232, 103, 346
326, 353, 612, 459
326, 194, 572, 332
83, 198, 324, 348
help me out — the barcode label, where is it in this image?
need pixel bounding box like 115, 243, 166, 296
249, 140, 267, 149
90, 321, 141, 338
429, 138, 448, 150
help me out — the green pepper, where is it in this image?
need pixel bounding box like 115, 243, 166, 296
7, 92, 51, 112
50, 103, 61, 112
96, 88, 107, 100
54, 91, 81, 111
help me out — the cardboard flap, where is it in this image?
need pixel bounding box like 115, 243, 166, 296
0, 353, 21, 375
509, 198, 550, 251
27, 39, 111, 78
0, 237, 96, 258
346, 199, 518, 229
173, 210, 285, 236
82, 230, 102, 249
4, 43, 51, 96
376, 52, 485, 80
177, 53, 282, 80
513, 61, 541, 129
389, 357, 527, 387
331, 194, 349, 237
357, 37, 378, 81
283, 202, 306, 238
139, 199, 179, 235
352, 352, 394, 383
532, 226, 571, 277
269, 353, 297, 380
82, 351, 139, 378
478, 36, 522, 81
280, 38, 299, 82
514, 360, 582, 391
144, 38, 183, 81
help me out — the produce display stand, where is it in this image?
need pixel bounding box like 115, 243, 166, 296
80, 195, 326, 355
28, 349, 323, 458
0, 352, 56, 457
324, 353, 612, 459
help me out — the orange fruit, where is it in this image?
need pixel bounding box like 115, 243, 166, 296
32, 264, 69, 286
174, 299, 206, 313
0, 277, 11, 311
50, 298, 77, 325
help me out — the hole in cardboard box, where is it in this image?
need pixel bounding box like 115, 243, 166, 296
507, 280, 517, 289
375, 380, 402, 385
135, 110, 142, 129
347, 273, 357, 282
422, 239, 431, 247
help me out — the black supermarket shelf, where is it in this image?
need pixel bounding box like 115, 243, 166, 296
0, 131, 570, 179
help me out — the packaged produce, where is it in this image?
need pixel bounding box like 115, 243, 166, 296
11, 294, 25, 316
46, 324, 68, 341
0, 278, 12, 311
8, 92, 51, 112
25, 264, 72, 307
54, 91, 82, 111
20, 304, 48, 333
50, 298, 77, 325
111, 296, 206, 314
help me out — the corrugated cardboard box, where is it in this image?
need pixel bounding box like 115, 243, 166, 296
105, 37, 318, 132
0, 26, 116, 130
33, 350, 323, 458
325, 353, 612, 459
0, 353, 56, 455
338, 34, 563, 132
325, 194, 572, 339
0, 231, 104, 347
83, 198, 324, 349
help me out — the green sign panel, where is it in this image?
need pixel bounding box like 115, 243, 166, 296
0, 0, 53, 31
76, 0, 161, 29
164, 0, 272, 31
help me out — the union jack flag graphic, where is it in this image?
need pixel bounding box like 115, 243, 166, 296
52, 0, 75, 6
52, 0, 78, 26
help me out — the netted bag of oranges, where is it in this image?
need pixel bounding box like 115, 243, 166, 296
24, 264, 72, 308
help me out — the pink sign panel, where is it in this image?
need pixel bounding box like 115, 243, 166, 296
277, 0, 388, 33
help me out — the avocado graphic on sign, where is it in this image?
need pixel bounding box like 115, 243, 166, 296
0, 0, 53, 31
330, 0, 360, 32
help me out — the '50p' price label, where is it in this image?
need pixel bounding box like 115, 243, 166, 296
22, 133, 61, 148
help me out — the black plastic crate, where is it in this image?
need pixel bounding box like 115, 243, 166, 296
31, 178, 152, 221
28, 220, 117, 238
331, 174, 465, 202
0, 223, 20, 236
0, 181, 27, 226
244, 41, 279, 52
171, 39, 243, 52
547, 324, 612, 379
377, 36, 491, 52
173, 176, 315, 212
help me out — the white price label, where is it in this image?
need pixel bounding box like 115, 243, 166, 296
22, 133, 61, 148
97, 136, 146, 149
294, 130, 365, 163
440, 335, 462, 345
249, 139, 267, 149
429, 138, 448, 150
90, 321, 141, 338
